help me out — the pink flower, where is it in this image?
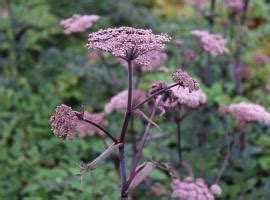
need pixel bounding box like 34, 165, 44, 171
104, 89, 147, 114
119, 51, 168, 73
171, 177, 219, 200
77, 112, 108, 137
184, 50, 196, 62
172, 69, 200, 92
224, 0, 247, 12
174, 39, 184, 47
171, 86, 207, 108
210, 184, 222, 196
191, 30, 229, 56
0, 8, 8, 20
220, 102, 270, 125
253, 54, 270, 65
60, 14, 99, 34
87, 27, 171, 65
50, 104, 79, 139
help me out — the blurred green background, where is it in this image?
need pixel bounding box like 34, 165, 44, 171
1, 0, 270, 199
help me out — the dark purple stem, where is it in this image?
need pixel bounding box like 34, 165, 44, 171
119, 59, 133, 199
75, 112, 118, 143
203, 0, 216, 86
215, 129, 236, 183
124, 96, 162, 195
133, 82, 179, 110
232, 0, 249, 94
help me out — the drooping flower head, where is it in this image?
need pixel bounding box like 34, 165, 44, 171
50, 104, 79, 139
87, 27, 171, 65
77, 112, 108, 137
171, 86, 207, 108
119, 50, 168, 73
104, 89, 147, 114
191, 30, 229, 56
220, 102, 270, 125
149, 81, 168, 96
172, 69, 200, 92
60, 14, 100, 34
171, 177, 221, 200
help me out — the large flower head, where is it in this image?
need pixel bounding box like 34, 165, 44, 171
87, 27, 171, 65
104, 89, 147, 114
50, 104, 79, 139
191, 30, 229, 56
171, 177, 221, 200
220, 102, 270, 125
60, 14, 100, 34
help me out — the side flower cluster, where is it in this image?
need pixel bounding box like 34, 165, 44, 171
219, 102, 270, 125
191, 30, 229, 57
50, 104, 107, 139
60, 14, 100, 34
171, 177, 222, 200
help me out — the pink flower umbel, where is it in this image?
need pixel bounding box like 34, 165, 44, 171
171, 177, 221, 200
87, 27, 171, 65
172, 69, 199, 92
172, 86, 207, 108
220, 102, 270, 125
50, 104, 79, 139
104, 89, 147, 114
77, 112, 108, 137
60, 14, 100, 34
191, 30, 229, 56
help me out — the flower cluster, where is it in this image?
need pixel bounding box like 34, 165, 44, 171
224, 0, 245, 12
172, 69, 200, 92
220, 102, 270, 125
253, 54, 270, 65
87, 27, 171, 65
60, 14, 100, 34
172, 86, 207, 108
174, 39, 184, 47
119, 51, 168, 73
50, 104, 79, 139
191, 30, 229, 56
104, 89, 147, 114
171, 177, 222, 200
77, 112, 108, 137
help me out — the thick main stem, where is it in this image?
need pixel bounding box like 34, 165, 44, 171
124, 96, 162, 195
119, 60, 133, 200
232, 0, 249, 94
